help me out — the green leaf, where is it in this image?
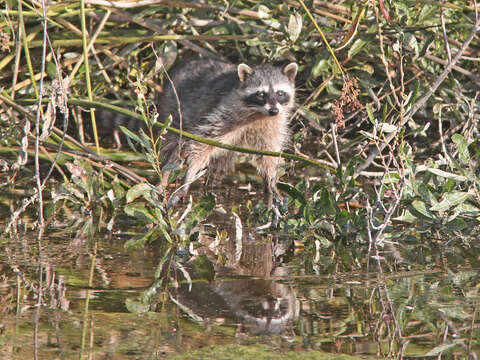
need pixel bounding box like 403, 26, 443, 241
303, 202, 315, 225
415, 182, 438, 206
46, 62, 57, 79
192, 194, 215, 220
335, 211, 350, 229
120, 125, 146, 147
154, 247, 172, 279
138, 128, 153, 153
124, 227, 160, 248
158, 221, 173, 244
427, 168, 467, 181
311, 58, 329, 78
180, 194, 215, 235
287, 13, 302, 42
190, 254, 215, 281
350, 64, 374, 74
403, 33, 419, 60
359, 130, 376, 140
338, 6, 366, 52
277, 181, 306, 206
126, 183, 154, 203
157, 114, 172, 135
62, 183, 86, 202
453, 202, 480, 215
424, 340, 464, 356
393, 209, 420, 224
124, 203, 156, 223
365, 103, 375, 124
125, 297, 150, 313
411, 200, 434, 219
348, 38, 367, 58
430, 191, 471, 212
452, 134, 470, 164
445, 218, 467, 231
442, 178, 456, 193
376, 123, 398, 133
314, 188, 336, 216
418, 4, 437, 22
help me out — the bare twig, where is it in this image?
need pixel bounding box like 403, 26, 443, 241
440, 2, 452, 63
424, 54, 480, 85
356, 19, 480, 174
330, 123, 340, 165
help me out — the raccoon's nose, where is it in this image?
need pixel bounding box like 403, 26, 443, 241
268, 107, 279, 116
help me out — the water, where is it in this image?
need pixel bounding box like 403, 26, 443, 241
0, 187, 479, 359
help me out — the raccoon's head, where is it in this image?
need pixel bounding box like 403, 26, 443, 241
237, 62, 297, 117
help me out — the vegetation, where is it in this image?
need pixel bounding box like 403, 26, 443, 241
0, 0, 479, 358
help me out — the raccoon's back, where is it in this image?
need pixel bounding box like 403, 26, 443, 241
156, 59, 239, 130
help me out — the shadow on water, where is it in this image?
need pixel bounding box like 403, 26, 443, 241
0, 182, 479, 359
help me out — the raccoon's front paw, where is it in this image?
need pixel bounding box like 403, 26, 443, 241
270, 205, 281, 228
270, 194, 284, 228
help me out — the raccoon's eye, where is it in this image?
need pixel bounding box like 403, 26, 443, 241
276, 90, 289, 103
256, 91, 267, 100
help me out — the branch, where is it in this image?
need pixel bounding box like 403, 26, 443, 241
75, 99, 326, 167
15, 97, 327, 169
356, 19, 480, 175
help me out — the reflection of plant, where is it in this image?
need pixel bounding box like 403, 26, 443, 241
124, 189, 215, 311
118, 78, 216, 248
0, 0, 479, 357
123, 185, 214, 248
295, 268, 480, 358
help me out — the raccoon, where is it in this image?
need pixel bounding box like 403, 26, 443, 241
159, 58, 298, 208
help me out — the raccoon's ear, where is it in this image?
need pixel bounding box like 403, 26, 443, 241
237, 64, 254, 82
283, 62, 298, 82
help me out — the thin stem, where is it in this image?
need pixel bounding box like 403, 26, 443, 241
80, 241, 97, 360
70, 98, 326, 168
18, 0, 38, 98
356, 19, 480, 174
80, 0, 100, 155
34, 0, 49, 228
69, 9, 111, 83
297, 0, 344, 75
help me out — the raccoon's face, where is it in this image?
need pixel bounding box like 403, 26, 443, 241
238, 63, 297, 117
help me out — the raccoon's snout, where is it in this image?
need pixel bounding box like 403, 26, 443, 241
268, 107, 279, 116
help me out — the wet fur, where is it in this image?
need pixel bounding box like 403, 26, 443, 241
157, 58, 297, 204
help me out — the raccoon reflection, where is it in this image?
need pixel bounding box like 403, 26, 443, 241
214, 278, 297, 335
158, 58, 298, 206
173, 232, 298, 336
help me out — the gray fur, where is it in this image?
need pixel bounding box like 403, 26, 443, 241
159, 58, 298, 205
